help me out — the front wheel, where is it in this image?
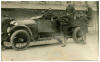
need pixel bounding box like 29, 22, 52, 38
72, 27, 86, 44
10, 30, 30, 51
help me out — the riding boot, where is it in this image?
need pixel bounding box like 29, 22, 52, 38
61, 35, 68, 47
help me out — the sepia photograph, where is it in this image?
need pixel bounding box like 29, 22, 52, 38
1, 1, 99, 61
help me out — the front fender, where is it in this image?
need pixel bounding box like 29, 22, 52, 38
9, 25, 33, 37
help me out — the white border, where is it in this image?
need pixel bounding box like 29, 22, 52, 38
1, 0, 100, 1
0, 0, 1, 62
0, 0, 100, 62
98, 1, 100, 61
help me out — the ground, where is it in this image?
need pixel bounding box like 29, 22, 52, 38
1, 30, 99, 61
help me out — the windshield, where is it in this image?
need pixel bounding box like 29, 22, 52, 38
30, 15, 43, 19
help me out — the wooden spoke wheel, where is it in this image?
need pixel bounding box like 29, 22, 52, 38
10, 30, 30, 51
73, 27, 86, 44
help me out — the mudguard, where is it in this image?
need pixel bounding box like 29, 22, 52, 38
9, 25, 33, 39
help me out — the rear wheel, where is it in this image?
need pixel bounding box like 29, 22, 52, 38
73, 27, 86, 44
10, 30, 30, 51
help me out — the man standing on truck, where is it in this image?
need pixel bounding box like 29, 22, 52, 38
65, 2, 76, 25
57, 2, 76, 47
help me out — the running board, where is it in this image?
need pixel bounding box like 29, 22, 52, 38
38, 37, 52, 41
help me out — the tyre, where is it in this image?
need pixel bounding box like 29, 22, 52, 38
72, 27, 86, 44
10, 30, 30, 51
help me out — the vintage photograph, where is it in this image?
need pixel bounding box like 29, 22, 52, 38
1, 1, 99, 61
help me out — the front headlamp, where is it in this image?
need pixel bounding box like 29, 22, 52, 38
10, 21, 18, 26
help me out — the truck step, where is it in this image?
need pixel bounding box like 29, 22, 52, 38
38, 37, 52, 41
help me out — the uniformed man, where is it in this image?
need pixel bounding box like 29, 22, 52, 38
86, 6, 92, 22
66, 3, 75, 24
80, 7, 92, 36
59, 3, 75, 47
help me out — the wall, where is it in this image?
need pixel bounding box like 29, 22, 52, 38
1, 1, 97, 11
1, 1, 98, 31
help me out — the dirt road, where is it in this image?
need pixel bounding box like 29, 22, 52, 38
1, 31, 99, 61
